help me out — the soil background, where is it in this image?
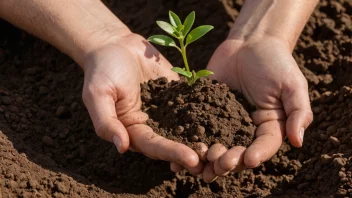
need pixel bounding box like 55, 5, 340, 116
0, 0, 351, 197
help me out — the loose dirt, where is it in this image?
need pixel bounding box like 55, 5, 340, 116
141, 77, 255, 149
0, 0, 351, 197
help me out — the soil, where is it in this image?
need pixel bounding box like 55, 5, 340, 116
141, 77, 256, 150
0, 0, 351, 197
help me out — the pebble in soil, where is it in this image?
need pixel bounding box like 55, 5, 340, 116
141, 77, 256, 149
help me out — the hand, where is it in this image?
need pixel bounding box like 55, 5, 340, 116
82, 33, 203, 174
201, 36, 313, 182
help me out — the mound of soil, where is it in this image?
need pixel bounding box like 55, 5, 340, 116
0, 0, 351, 197
141, 77, 256, 149
0, 132, 113, 198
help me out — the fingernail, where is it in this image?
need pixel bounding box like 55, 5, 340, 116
113, 135, 121, 153
299, 127, 305, 144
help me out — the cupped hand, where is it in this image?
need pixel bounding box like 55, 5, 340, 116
82, 33, 203, 174
201, 36, 313, 182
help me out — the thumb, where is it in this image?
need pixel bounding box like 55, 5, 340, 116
82, 86, 130, 153
281, 66, 313, 147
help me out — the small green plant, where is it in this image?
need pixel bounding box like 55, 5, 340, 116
148, 11, 214, 85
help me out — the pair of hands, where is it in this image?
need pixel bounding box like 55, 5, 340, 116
82, 33, 313, 182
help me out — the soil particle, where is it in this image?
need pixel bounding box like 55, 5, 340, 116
42, 136, 54, 147
28, 179, 39, 189
1, 96, 12, 105
6, 180, 18, 189
329, 136, 341, 147
55, 106, 71, 119
196, 125, 205, 136
55, 182, 68, 194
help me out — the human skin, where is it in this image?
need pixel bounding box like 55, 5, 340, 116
171, 0, 318, 182
199, 0, 318, 182
0, 0, 203, 175
0, 0, 317, 181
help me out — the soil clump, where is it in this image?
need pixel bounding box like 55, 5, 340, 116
141, 77, 256, 150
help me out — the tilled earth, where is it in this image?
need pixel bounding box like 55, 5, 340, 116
0, 0, 351, 197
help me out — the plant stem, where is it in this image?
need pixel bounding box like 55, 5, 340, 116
179, 38, 190, 73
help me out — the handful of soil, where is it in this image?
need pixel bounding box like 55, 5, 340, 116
141, 77, 256, 153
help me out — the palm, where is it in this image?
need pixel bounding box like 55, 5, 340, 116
84, 34, 178, 125
202, 38, 312, 181
209, 39, 299, 110
82, 34, 202, 174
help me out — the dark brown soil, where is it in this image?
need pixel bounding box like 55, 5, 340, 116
277, 86, 352, 197
0, 0, 351, 197
141, 77, 256, 149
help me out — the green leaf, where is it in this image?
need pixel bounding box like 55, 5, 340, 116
171, 67, 192, 78
183, 11, 195, 36
169, 11, 182, 27
186, 25, 214, 45
196, 70, 214, 78
194, 69, 214, 82
171, 27, 181, 37
147, 35, 177, 47
156, 21, 176, 37
176, 25, 184, 32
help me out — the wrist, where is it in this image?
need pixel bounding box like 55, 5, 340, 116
77, 26, 132, 70
227, 22, 292, 51
227, 0, 318, 51
0, 0, 134, 69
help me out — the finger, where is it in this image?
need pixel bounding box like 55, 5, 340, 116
193, 142, 208, 162
215, 146, 246, 176
170, 162, 184, 173
203, 162, 217, 183
281, 67, 313, 147
170, 163, 202, 176
187, 161, 204, 176
119, 111, 149, 127
82, 86, 130, 153
252, 109, 286, 125
232, 163, 247, 172
129, 146, 138, 152
127, 124, 202, 173
244, 120, 285, 168
207, 143, 227, 162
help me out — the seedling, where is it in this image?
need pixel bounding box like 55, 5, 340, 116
148, 11, 214, 85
